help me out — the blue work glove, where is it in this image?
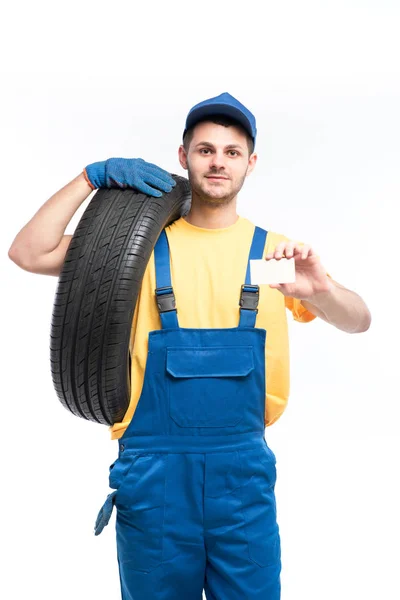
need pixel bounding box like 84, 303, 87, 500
94, 490, 117, 536
83, 157, 176, 197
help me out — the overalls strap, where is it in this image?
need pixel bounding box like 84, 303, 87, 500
154, 224, 268, 330
239, 225, 268, 328
154, 229, 180, 329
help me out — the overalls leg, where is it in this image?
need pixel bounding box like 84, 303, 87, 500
94, 225, 282, 599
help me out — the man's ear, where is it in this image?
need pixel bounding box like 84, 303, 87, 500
246, 152, 258, 177
178, 145, 188, 171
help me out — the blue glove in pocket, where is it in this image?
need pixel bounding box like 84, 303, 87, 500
94, 490, 118, 536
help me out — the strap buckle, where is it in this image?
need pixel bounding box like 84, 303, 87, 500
239, 284, 260, 313
155, 286, 177, 313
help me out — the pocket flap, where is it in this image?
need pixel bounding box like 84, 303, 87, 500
166, 346, 254, 378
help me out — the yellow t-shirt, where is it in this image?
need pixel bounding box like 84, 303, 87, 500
109, 215, 318, 440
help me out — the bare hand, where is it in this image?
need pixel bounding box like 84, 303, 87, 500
265, 241, 332, 300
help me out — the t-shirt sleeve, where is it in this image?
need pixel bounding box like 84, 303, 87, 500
284, 296, 317, 322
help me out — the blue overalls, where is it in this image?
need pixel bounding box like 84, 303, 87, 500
94, 225, 282, 599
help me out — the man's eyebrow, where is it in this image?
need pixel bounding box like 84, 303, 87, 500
194, 141, 245, 150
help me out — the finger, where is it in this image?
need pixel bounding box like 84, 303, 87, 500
265, 241, 287, 260
274, 241, 295, 259
145, 170, 176, 189
281, 242, 297, 258
273, 242, 287, 257
138, 182, 163, 197
144, 164, 177, 186
265, 253, 283, 261
144, 173, 175, 193
294, 244, 312, 259
145, 166, 176, 184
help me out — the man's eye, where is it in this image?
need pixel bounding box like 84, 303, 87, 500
229, 151, 239, 156
200, 148, 211, 154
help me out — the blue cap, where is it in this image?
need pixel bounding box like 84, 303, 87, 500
183, 92, 257, 148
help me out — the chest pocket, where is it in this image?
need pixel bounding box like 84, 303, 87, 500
166, 346, 255, 428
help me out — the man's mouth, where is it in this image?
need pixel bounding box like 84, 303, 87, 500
205, 176, 229, 180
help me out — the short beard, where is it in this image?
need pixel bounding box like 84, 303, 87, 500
187, 167, 247, 208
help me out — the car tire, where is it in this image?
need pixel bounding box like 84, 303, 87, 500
50, 174, 191, 425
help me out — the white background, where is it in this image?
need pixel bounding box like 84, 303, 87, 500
1, 1, 399, 598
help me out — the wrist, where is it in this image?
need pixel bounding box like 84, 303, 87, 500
304, 279, 335, 306
82, 168, 96, 190
84, 160, 107, 189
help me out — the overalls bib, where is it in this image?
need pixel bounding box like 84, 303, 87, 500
94, 225, 282, 599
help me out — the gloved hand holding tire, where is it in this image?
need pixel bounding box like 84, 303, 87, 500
83, 157, 177, 197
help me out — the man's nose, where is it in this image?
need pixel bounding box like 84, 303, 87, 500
209, 150, 226, 170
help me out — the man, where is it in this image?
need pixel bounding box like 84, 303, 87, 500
9, 92, 371, 599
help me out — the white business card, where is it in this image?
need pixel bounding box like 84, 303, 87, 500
250, 258, 296, 285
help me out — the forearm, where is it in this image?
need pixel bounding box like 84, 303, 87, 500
302, 281, 371, 333
8, 171, 93, 262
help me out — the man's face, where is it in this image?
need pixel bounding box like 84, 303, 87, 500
178, 121, 257, 206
